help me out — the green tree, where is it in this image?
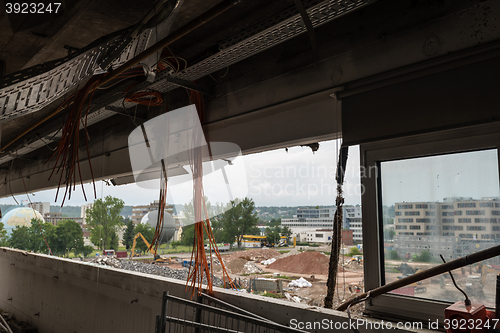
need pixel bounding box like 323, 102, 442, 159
0, 222, 8, 246
109, 231, 119, 251
269, 218, 281, 227
53, 220, 84, 257
123, 220, 135, 250
281, 225, 292, 242
222, 198, 259, 249
348, 247, 361, 257
86, 196, 125, 250
417, 250, 432, 262
77, 245, 95, 257
134, 223, 154, 253
387, 249, 399, 260
180, 224, 195, 246
171, 240, 181, 250
265, 225, 282, 246
27, 219, 56, 254
8, 225, 30, 250
181, 198, 224, 245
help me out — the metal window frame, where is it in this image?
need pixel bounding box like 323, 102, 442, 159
360, 122, 500, 324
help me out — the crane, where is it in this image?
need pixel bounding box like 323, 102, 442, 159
129, 232, 161, 260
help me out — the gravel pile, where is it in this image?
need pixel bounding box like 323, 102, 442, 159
89, 257, 223, 286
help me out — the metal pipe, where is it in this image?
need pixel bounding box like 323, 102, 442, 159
337, 244, 500, 311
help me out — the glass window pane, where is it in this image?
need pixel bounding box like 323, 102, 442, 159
381, 149, 500, 307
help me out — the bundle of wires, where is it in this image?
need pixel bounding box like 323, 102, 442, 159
48, 74, 103, 205
156, 48, 188, 73
48, 65, 148, 205
124, 90, 163, 106
185, 90, 234, 297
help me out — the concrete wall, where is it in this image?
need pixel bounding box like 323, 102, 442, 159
0, 247, 421, 333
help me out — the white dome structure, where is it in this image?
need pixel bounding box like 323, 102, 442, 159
1, 207, 45, 236
140, 210, 176, 244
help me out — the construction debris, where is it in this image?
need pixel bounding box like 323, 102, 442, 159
89, 257, 223, 286
288, 277, 312, 288
242, 261, 262, 274
260, 258, 276, 265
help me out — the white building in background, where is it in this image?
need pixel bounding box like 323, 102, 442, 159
281, 206, 363, 243
81, 203, 93, 221
343, 206, 363, 242
28, 202, 50, 215
132, 200, 173, 225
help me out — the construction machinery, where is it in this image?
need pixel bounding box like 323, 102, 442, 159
130, 232, 164, 261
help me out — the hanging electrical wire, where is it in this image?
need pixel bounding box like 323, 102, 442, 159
185, 90, 234, 297
47, 74, 103, 206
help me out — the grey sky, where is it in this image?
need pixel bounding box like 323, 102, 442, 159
0, 140, 362, 208
380, 149, 500, 205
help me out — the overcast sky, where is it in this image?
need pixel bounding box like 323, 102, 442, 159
380, 149, 499, 205
0, 140, 362, 209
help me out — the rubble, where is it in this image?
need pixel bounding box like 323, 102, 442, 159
260, 258, 276, 265
89, 257, 223, 286
288, 277, 312, 288
242, 261, 262, 274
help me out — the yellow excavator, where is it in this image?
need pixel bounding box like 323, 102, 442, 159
129, 232, 164, 261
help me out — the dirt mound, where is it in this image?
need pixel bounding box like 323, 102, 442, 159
227, 257, 248, 274
268, 251, 343, 275
228, 248, 281, 262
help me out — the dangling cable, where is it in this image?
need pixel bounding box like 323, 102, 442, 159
185, 91, 234, 297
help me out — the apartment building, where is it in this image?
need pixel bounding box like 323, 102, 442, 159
27, 202, 50, 215
281, 206, 362, 244
394, 198, 500, 240
393, 198, 500, 260
132, 200, 173, 225
81, 203, 94, 222
43, 212, 84, 226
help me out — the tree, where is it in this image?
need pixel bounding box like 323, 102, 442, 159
180, 224, 195, 246
78, 245, 95, 257
348, 247, 361, 257
384, 228, 395, 240
123, 220, 135, 250
8, 225, 30, 250
27, 219, 56, 254
53, 220, 84, 257
222, 197, 259, 249
265, 225, 282, 246
0, 222, 8, 246
387, 249, 399, 260
109, 231, 119, 251
134, 223, 154, 253
281, 225, 292, 242
417, 250, 432, 262
181, 198, 224, 245
86, 196, 125, 250
171, 240, 181, 250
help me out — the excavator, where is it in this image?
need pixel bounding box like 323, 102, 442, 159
129, 232, 168, 262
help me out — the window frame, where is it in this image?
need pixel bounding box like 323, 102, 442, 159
360, 122, 500, 324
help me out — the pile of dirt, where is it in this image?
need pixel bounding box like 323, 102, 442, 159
228, 248, 281, 262
227, 257, 248, 274
268, 251, 343, 275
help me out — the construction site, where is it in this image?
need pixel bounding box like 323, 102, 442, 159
1, 0, 500, 332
